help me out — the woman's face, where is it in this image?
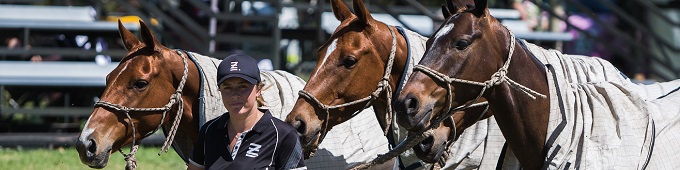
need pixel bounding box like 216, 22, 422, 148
219, 77, 261, 115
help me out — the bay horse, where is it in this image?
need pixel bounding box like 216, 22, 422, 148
75, 20, 379, 169
284, 0, 504, 169
396, 0, 680, 169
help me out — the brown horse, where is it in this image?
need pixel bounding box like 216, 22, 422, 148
75, 19, 387, 170
284, 0, 497, 168
397, 0, 680, 168
75, 21, 203, 168
395, 0, 551, 169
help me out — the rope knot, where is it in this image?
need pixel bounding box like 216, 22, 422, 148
124, 155, 137, 170
121, 145, 139, 170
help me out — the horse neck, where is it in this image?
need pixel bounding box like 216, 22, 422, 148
161, 50, 201, 146
485, 28, 551, 169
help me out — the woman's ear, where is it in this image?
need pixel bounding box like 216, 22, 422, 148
256, 83, 265, 95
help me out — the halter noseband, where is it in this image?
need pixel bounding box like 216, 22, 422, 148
297, 23, 398, 153
93, 50, 189, 170
413, 29, 547, 131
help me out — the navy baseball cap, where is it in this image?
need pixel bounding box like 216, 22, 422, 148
217, 53, 261, 85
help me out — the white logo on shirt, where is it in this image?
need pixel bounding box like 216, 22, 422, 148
230, 61, 240, 71
246, 143, 261, 158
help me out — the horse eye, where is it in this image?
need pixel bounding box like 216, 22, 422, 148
342, 56, 358, 68
133, 80, 148, 90
455, 40, 470, 50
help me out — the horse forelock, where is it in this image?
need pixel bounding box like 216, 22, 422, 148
120, 45, 151, 63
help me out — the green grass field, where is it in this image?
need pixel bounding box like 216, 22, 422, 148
0, 146, 186, 169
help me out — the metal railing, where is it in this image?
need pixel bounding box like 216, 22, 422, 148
528, 0, 680, 81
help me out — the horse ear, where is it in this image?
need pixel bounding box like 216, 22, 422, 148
138, 20, 161, 50
447, 0, 474, 14
118, 20, 141, 51
331, 0, 352, 21
352, 0, 373, 25
441, 4, 452, 19
471, 0, 488, 16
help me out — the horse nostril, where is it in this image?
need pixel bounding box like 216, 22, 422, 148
87, 139, 97, 154
404, 94, 419, 116
419, 136, 434, 151
293, 117, 307, 136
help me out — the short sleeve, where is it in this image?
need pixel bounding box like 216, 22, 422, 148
275, 129, 306, 170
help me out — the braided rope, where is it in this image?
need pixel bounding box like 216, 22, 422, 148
122, 145, 138, 170
297, 24, 398, 147
350, 129, 435, 170
159, 50, 189, 154
94, 50, 190, 170
345, 25, 491, 169
388, 30, 544, 169
413, 31, 545, 121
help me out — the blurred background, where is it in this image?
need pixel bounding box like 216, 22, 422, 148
0, 0, 679, 168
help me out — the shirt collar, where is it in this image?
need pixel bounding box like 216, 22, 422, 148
218, 108, 272, 134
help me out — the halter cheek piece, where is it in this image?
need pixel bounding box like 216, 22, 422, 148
413, 30, 547, 132
93, 50, 189, 170
297, 23, 398, 150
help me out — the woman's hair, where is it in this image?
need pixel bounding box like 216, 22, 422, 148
256, 82, 266, 107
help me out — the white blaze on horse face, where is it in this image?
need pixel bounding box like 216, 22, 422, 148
79, 113, 96, 142
115, 64, 130, 80
312, 39, 338, 78
434, 23, 455, 43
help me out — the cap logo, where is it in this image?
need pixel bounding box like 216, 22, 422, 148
230, 61, 240, 71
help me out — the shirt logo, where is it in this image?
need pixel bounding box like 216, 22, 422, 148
246, 143, 261, 158
230, 61, 240, 71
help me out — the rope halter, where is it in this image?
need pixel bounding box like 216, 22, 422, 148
297, 23, 398, 148
413, 30, 546, 129
93, 50, 190, 170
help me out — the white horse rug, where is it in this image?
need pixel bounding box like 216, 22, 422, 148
522, 42, 680, 169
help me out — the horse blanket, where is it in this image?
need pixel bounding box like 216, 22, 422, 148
186, 52, 391, 169
188, 26, 509, 169
522, 42, 680, 169
392, 27, 508, 169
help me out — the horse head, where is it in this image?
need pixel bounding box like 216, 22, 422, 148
409, 1, 499, 163
395, 0, 499, 133
396, 0, 551, 167
75, 20, 200, 168
284, 0, 412, 158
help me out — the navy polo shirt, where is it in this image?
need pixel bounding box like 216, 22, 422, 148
189, 109, 306, 170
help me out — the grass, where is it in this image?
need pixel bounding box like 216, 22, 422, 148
0, 146, 186, 170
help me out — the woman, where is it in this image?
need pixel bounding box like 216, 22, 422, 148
188, 54, 306, 170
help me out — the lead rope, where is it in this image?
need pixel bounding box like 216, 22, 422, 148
435, 103, 490, 170
159, 50, 189, 155
93, 50, 189, 170
350, 128, 436, 170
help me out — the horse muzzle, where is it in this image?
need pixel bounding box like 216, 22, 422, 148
299, 129, 322, 159
76, 135, 112, 168
412, 133, 445, 163
396, 93, 433, 132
